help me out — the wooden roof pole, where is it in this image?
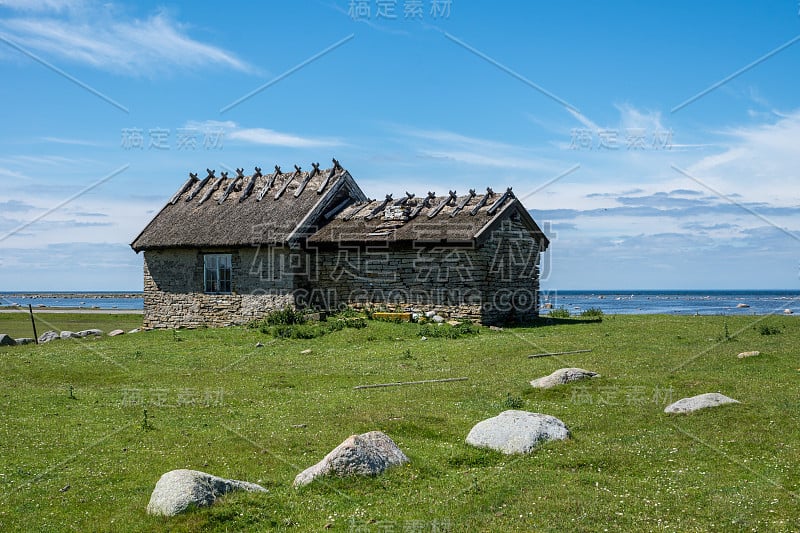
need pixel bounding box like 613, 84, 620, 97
169, 172, 198, 205
469, 187, 495, 215
256, 165, 281, 201
294, 162, 319, 198
275, 165, 301, 200
239, 167, 261, 202
185, 169, 214, 201
450, 188, 476, 217
427, 190, 457, 218
316, 157, 341, 194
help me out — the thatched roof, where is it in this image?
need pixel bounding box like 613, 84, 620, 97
307, 187, 549, 250
131, 161, 366, 252
131, 161, 549, 252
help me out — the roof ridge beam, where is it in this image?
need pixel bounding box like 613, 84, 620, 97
239, 167, 261, 202
257, 165, 281, 201
199, 171, 226, 204
294, 162, 318, 198
365, 194, 392, 220
409, 191, 435, 219
469, 187, 494, 215
427, 190, 457, 218
487, 187, 514, 215
219, 168, 244, 204
169, 172, 198, 205
275, 165, 301, 200
317, 157, 341, 194
186, 169, 214, 201
450, 189, 476, 217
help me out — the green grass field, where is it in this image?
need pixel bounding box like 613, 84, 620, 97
0, 312, 143, 339
1, 313, 798, 532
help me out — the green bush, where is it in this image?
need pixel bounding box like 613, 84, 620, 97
336, 307, 365, 319
581, 307, 604, 319
270, 324, 326, 339
264, 308, 307, 326
417, 321, 480, 339
548, 307, 571, 318
757, 324, 782, 335
267, 314, 368, 339
341, 317, 367, 329
502, 392, 524, 409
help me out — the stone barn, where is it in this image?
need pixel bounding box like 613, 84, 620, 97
130, 160, 549, 328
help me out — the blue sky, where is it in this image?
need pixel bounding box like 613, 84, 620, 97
0, 0, 798, 291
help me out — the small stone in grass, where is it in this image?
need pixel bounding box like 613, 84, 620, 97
664, 392, 739, 414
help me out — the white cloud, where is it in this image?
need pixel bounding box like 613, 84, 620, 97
40, 136, 101, 146
687, 109, 800, 205
230, 128, 343, 148
615, 103, 664, 132
0, 3, 253, 75
183, 120, 344, 148
396, 125, 564, 173
0, 0, 84, 12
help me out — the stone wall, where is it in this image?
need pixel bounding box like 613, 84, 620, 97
311, 217, 542, 325
142, 218, 542, 328
142, 248, 296, 329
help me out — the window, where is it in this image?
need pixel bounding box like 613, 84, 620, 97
204, 254, 232, 293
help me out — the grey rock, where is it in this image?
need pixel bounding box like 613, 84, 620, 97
15, 337, 35, 345
146, 469, 267, 517
38, 331, 59, 343
784, 309, 793, 315
530, 368, 600, 389
466, 410, 570, 454
0, 334, 15, 346
293, 431, 409, 487
432, 315, 445, 323
108, 329, 124, 337
424, 311, 436, 318
128, 328, 140, 334
737, 351, 760, 359
664, 393, 739, 414
60, 331, 80, 339
77, 329, 103, 337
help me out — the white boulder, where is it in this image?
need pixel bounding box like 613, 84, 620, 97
530, 368, 599, 389
38, 331, 59, 343
0, 334, 16, 346
293, 431, 409, 487
466, 410, 570, 454
146, 469, 266, 517
664, 393, 739, 414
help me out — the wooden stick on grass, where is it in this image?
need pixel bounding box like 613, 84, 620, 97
528, 349, 592, 359
29, 304, 39, 344
354, 377, 468, 390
